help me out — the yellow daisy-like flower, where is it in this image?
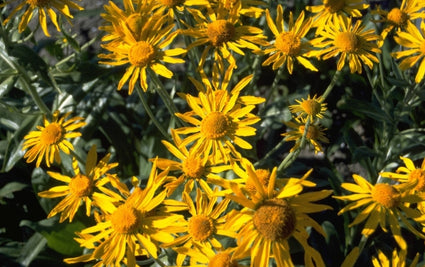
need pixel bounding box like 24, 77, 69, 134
98, 12, 186, 94
174, 73, 264, 162
372, 0, 425, 47
372, 248, 419, 267
100, 0, 158, 45
392, 20, 425, 83
225, 166, 333, 267
312, 16, 381, 74
334, 174, 425, 250
154, 129, 232, 196
38, 145, 127, 223
182, 3, 267, 69
3, 0, 83, 37
282, 118, 329, 154
162, 188, 234, 266
22, 110, 85, 168
289, 94, 327, 121
306, 0, 369, 29
262, 5, 318, 74
381, 156, 425, 192
174, 244, 246, 267
209, 0, 266, 19
64, 162, 185, 267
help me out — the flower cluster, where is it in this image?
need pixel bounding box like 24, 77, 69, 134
3, 0, 425, 266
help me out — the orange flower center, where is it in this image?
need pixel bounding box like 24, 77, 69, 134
301, 99, 322, 117
246, 169, 271, 194
26, 0, 50, 7
387, 8, 408, 26
111, 204, 142, 234
183, 155, 205, 179
253, 198, 296, 241
208, 252, 239, 267
40, 123, 64, 145
335, 32, 359, 53
299, 124, 320, 139
324, 0, 345, 13
160, 0, 185, 7
69, 174, 92, 197
201, 111, 231, 139
207, 20, 235, 47
125, 14, 143, 39
129, 41, 156, 67
371, 183, 400, 208
275, 32, 302, 56
188, 215, 215, 241
409, 169, 425, 192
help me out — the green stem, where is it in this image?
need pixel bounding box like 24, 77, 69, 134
254, 137, 286, 168
0, 50, 51, 115
148, 68, 183, 127
135, 83, 170, 140
259, 67, 284, 117
322, 70, 340, 100
277, 117, 311, 174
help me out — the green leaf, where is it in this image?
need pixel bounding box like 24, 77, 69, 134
17, 232, 47, 267
0, 182, 27, 200
338, 98, 392, 123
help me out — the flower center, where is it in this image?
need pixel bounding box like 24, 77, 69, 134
207, 20, 236, 47
246, 169, 271, 194
129, 41, 156, 67
334, 32, 359, 53
409, 169, 425, 192
253, 198, 296, 241
201, 112, 231, 139
160, 0, 185, 7
299, 125, 320, 140
208, 252, 239, 267
301, 99, 322, 117
188, 215, 215, 241
26, 0, 50, 7
275, 32, 302, 56
371, 183, 400, 208
183, 156, 205, 179
324, 0, 345, 13
387, 8, 408, 27
111, 204, 142, 234
69, 174, 93, 197
125, 14, 143, 39
40, 123, 64, 145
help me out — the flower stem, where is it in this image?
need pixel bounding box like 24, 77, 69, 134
135, 83, 170, 140
277, 117, 311, 174
322, 70, 340, 100
147, 68, 183, 127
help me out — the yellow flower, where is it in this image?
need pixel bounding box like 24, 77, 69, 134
38, 145, 127, 223
22, 110, 85, 168
372, 0, 425, 46
209, 0, 266, 19
154, 129, 232, 196
3, 0, 83, 37
392, 20, 425, 83
174, 71, 264, 162
162, 188, 234, 266
381, 156, 425, 192
334, 174, 425, 250
99, 11, 186, 94
225, 165, 332, 267
372, 248, 419, 267
282, 118, 329, 154
306, 0, 369, 30
64, 162, 185, 267
182, 3, 267, 69
100, 0, 158, 46
262, 5, 318, 74
174, 244, 245, 267
289, 94, 327, 121
312, 16, 381, 74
